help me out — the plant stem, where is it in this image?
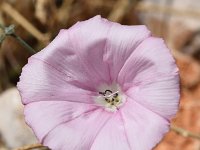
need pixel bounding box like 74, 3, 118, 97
11, 33, 36, 54
171, 125, 200, 140
15, 143, 50, 150
0, 23, 36, 54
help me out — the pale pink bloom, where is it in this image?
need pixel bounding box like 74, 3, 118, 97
17, 15, 180, 150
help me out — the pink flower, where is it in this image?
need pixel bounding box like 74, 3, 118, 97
17, 15, 180, 150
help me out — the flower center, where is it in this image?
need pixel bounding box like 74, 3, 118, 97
95, 84, 125, 112
99, 89, 120, 105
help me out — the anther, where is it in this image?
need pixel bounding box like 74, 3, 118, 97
105, 98, 110, 103
113, 93, 118, 98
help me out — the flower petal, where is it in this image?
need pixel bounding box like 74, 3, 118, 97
30, 15, 112, 91
120, 99, 169, 150
17, 58, 96, 104
42, 109, 112, 150
104, 23, 151, 82
24, 101, 97, 141
118, 37, 179, 90
117, 37, 180, 119
90, 114, 130, 150
23, 16, 151, 92
126, 75, 180, 119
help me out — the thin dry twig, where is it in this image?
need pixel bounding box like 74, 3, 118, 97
15, 144, 50, 150
108, 0, 130, 22
57, 0, 75, 25
171, 125, 200, 140
136, 2, 200, 19
0, 2, 50, 44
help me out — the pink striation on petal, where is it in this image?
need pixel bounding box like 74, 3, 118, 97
126, 75, 180, 120
120, 98, 170, 150
104, 24, 151, 82
90, 114, 130, 150
117, 37, 180, 120
118, 37, 179, 89
17, 58, 96, 105
42, 109, 112, 150
29, 15, 112, 91
24, 101, 98, 141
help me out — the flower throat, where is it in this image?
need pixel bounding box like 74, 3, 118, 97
95, 84, 125, 112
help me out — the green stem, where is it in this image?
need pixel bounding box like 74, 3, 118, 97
11, 33, 36, 54
0, 23, 36, 54
0, 23, 5, 29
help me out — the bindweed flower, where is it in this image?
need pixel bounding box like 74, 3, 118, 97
17, 15, 180, 150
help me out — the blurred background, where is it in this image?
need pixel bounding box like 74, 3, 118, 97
0, 0, 200, 149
